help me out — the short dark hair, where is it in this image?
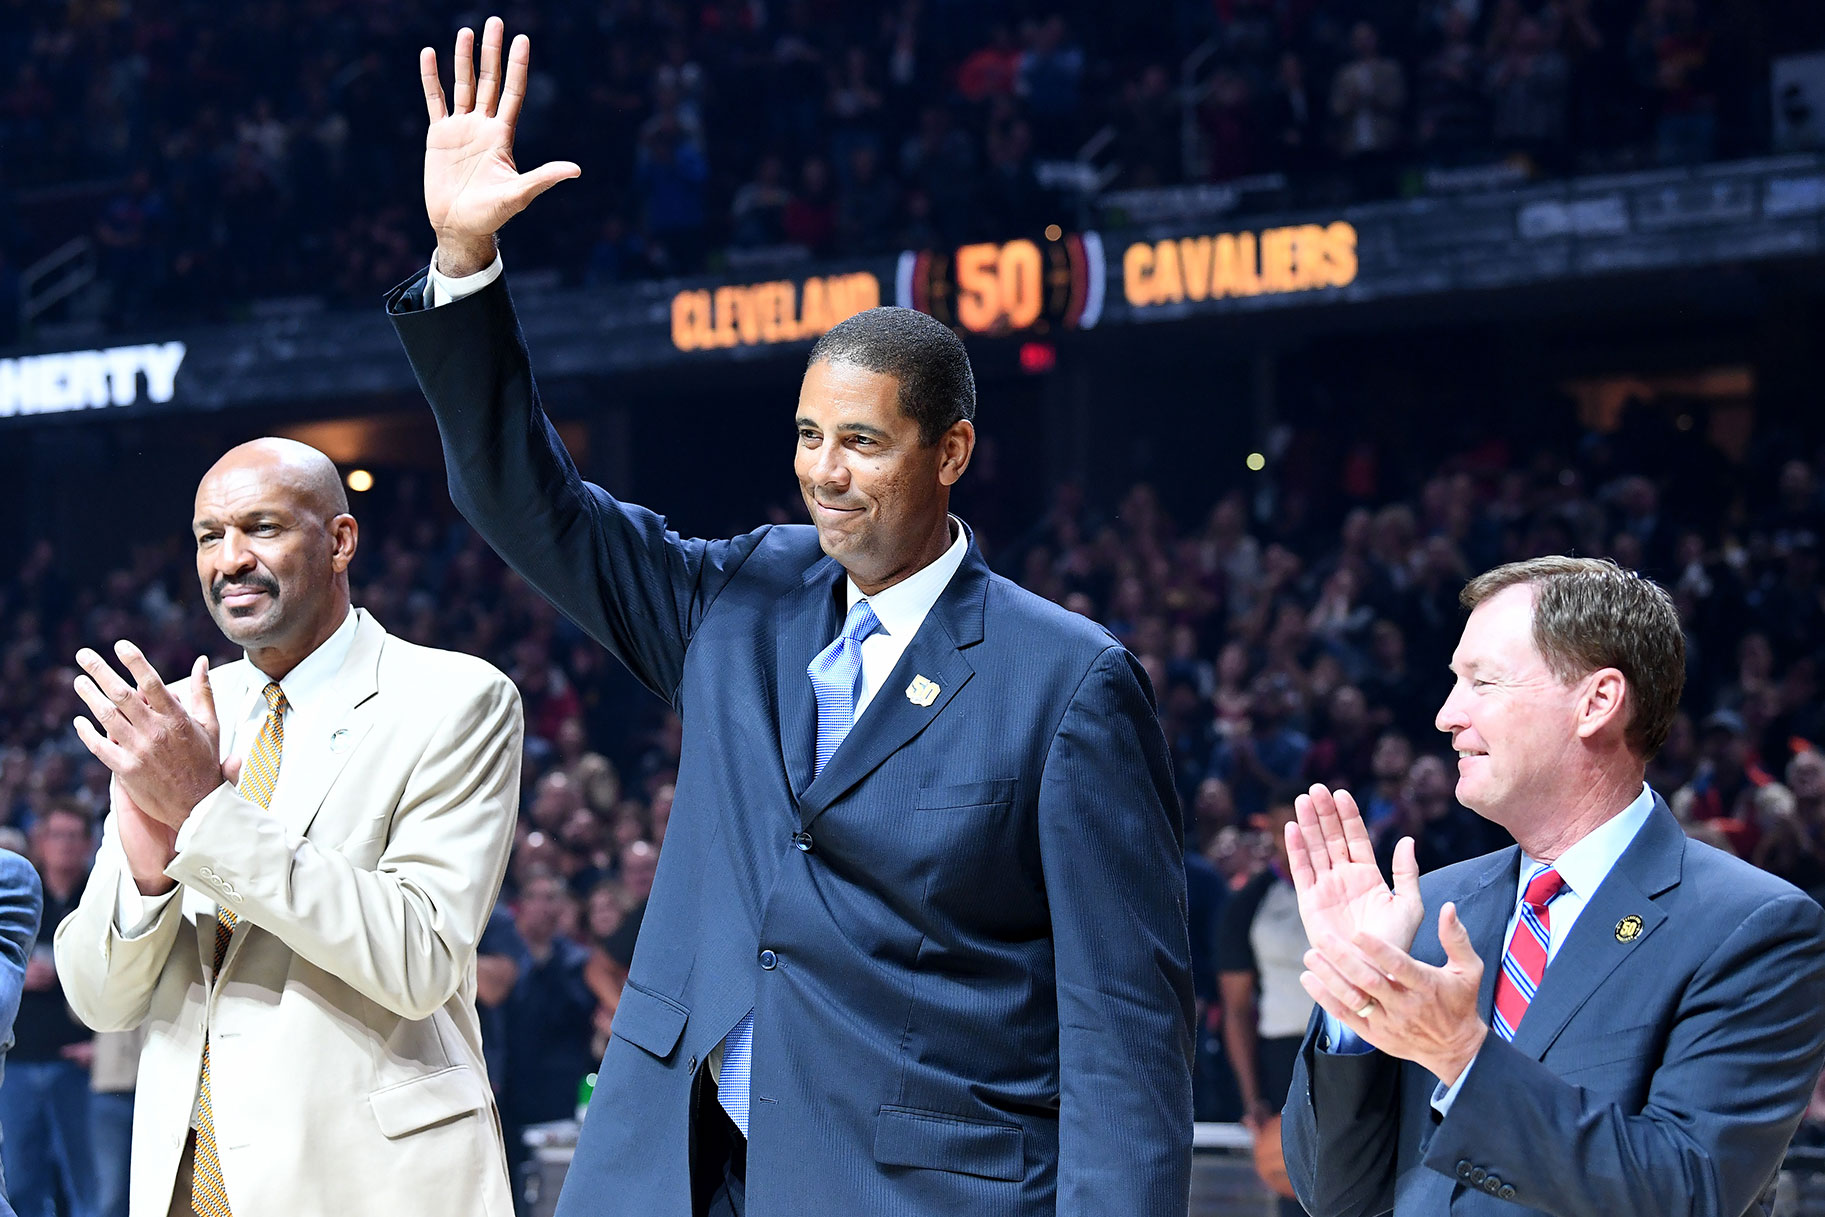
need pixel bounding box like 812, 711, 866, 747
807, 307, 976, 445
1460, 556, 1685, 759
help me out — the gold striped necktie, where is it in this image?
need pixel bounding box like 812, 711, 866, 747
193, 680, 286, 1217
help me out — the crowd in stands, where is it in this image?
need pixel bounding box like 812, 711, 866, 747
4, 0, 1823, 339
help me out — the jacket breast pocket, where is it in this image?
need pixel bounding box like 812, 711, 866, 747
368, 1065, 489, 1139
915, 779, 1018, 811
1550, 1023, 1655, 1077
613, 980, 689, 1062
873, 1105, 1025, 1182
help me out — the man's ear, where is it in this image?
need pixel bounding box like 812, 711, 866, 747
938, 419, 975, 488
1576, 667, 1628, 744
330, 515, 359, 574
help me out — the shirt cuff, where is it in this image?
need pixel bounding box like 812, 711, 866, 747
174, 787, 226, 854
1430, 1049, 1480, 1116
114, 869, 178, 940
1319, 1013, 1375, 1055
426, 250, 504, 307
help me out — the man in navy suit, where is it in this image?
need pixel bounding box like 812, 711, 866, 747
387, 18, 1193, 1217
0, 848, 44, 1217
1281, 556, 1825, 1216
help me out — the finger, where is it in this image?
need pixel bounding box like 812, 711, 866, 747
73, 716, 134, 771
1334, 787, 1376, 864
1284, 820, 1318, 892
475, 16, 504, 116
1302, 947, 1379, 1014
420, 47, 448, 122
1391, 835, 1421, 904
1309, 783, 1353, 868
73, 676, 134, 738
1438, 903, 1482, 970
516, 160, 582, 205
498, 33, 531, 129
222, 755, 244, 789
75, 648, 139, 718
1294, 792, 1333, 876
1350, 930, 1430, 989
114, 640, 179, 716
188, 656, 220, 740
452, 25, 476, 114
1300, 971, 1374, 1038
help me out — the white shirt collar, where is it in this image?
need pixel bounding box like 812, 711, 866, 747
242, 606, 361, 719
1519, 782, 1656, 900
843, 517, 970, 637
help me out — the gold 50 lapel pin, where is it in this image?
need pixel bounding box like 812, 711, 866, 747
905, 675, 940, 707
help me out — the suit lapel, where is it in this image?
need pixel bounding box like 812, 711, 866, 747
1449, 848, 1524, 1020
774, 560, 846, 799
1511, 801, 1683, 1058
270, 611, 386, 841
795, 546, 990, 830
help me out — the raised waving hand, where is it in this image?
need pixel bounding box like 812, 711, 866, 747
1284, 783, 1424, 957
420, 17, 579, 276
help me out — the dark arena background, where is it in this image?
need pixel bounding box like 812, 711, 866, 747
5, 1, 1825, 1214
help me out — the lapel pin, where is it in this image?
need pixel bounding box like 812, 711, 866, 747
1615, 914, 1644, 943
328, 728, 351, 754
905, 675, 940, 707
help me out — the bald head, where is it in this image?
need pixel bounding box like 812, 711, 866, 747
193, 438, 358, 677
200, 438, 349, 522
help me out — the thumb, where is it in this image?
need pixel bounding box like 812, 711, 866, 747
1392, 835, 1421, 904
1439, 902, 1480, 970
189, 657, 218, 726
517, 159, 581, 204
222, 754, 243, 790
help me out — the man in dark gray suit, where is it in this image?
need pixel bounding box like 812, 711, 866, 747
0, 847, 44, 1217
1282, 556, 1825, 1216
388, 16, 1193, 1217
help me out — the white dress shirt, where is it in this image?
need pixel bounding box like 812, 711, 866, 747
425, 251, 505, 307
1324, 784, 1658, 1114
114, 607, 362, 936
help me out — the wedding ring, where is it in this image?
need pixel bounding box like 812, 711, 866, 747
1356, 1001, 1376, 1019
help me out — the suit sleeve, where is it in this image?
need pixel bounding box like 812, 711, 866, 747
163, 673, 524, 1021
387, 272, 763, 702
54, 819, 190, 1033
1422, 892, 1825, 1217
0, 851, 42, 1051
1037, 645, 1195, 1216
1280, 1009, 1402, 1217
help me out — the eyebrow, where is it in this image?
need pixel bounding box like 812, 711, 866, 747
796, 417, 892, 440
193, 509, 290, 532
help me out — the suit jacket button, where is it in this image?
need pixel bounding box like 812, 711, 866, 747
1499, 1184, 1517, 1201
1483, 1175, 1502, 1195
790, 831, 813, 853
1469, 1167, 1486, 1185
1456, 1161, 1473, 1180
687, 1055, 698, 1073
759, 950, 778, 970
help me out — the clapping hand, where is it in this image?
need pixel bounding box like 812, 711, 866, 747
72, 643, 227, 833
420, 17, 580, 277
1284, 783, 1422, 958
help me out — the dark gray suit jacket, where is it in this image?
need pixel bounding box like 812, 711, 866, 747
389, 274, 1195, 1217
1284, 798, 1825, 1217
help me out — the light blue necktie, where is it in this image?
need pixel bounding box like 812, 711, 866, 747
718, 598, 882, 1135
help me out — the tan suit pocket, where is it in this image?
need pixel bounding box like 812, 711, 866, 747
368, 1066, 489, 1138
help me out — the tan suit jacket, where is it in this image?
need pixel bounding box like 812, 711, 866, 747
54, 612, 521, 1217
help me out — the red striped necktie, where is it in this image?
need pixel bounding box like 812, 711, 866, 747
1491, 866, 1565, 1042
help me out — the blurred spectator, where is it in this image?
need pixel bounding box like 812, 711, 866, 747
782, 155, 837, 255
502, 875, 596, 1195
635, 116, 710, 275
1373, 754, 1513, 876
89, 1026, 144, 1217
1207, 674, 1310, 823
730, 153, 793, 248
1331, 23, 1407, 161
1216, 801, 1312, 1217
0, 801, 97, 1217
1415, 11, 1488, 162
477, 902, 529, 1096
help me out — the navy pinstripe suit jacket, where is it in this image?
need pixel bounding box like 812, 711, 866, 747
389, 274, 1195, 1217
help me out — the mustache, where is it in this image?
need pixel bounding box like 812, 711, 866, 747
210, 573, 280, 605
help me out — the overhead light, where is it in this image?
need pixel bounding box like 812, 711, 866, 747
1246, 452, 1266, 472
346, 469, 374, 492
1044, 224, 1062, 242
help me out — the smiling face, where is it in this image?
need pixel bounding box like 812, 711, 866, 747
1434, 583, 1588, 829
193, 439, 356, 676
794, 358, 972, 594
